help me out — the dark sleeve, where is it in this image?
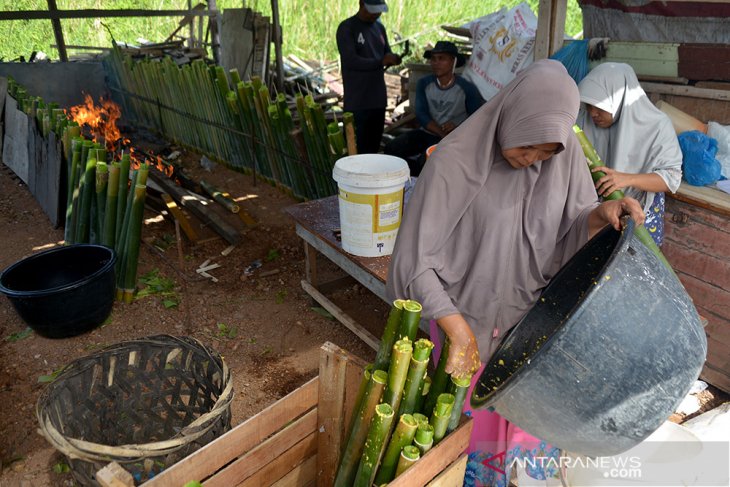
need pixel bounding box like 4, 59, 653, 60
336, 21, 384, 72
457, 77, 485, 115
415, 76, 432, 128
382, 24, 393, 55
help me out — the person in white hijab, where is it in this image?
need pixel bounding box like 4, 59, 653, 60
577, 63, 683, 245
387, 60, 645, 486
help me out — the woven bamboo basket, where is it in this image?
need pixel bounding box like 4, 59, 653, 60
36, 335, 234, 486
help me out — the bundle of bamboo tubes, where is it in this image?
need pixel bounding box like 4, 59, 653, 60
103, 44, 352, 200
334, 300, 471, 486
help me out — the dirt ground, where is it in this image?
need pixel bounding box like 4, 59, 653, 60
0, 139, 385, 486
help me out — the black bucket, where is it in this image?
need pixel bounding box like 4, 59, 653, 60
0, 244, 116, 338
471, 221, 707, 456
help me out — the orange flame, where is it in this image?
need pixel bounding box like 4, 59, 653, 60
68, 94, 122, 152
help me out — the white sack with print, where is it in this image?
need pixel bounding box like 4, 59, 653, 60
463, 3, 537, 101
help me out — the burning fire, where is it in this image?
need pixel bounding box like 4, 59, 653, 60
68, 94, 122, 152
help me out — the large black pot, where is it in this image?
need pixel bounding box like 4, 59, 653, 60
0, 244, 116, 338
471, 221, 707, 456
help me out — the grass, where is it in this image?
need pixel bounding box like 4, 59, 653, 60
0, 0, 583, 63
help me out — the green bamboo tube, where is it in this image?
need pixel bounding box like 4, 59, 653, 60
412, 413, 429, 426
343, 111, 357, 155
353, 403, 395, 487
76, 152, 97, 243
65, 142, 83, 244
416, 375, 432, 413
414, 423, 434, 455
573, 125, 674, 271
447, 375, 471, 433
334, 369, 388, 487
424, 338, 450, 415
374, 299, 406, 370
399, 300, 422, 342
115, 170, 139, 286
399, 339, 434, 416
395, 445, 420, 477
122, 183, 147, 303
102, 163, 120, 248
328, 121, 345, 157
373, 413, 418, 484
383, 339, 413, 413
430, 393, 455, 444
229, 68, 242, 87
95, 162, 109, 240
115, 152, 131, 245
200, 179, 240, 213
343, 364, 373, 453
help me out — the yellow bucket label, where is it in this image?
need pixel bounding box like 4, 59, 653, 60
338, 188, 403, 234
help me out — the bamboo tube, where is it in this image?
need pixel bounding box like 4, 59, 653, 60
343, 364, 373, 453
399, 300, 422, 342
374, 299, 406, 371
65, 141, 83, 244
200, 180, 240, 213
398, 339, 434, 416
412, 413, 428, 426
76, 152, 97, 243
115, 169, 139, 287
334, 369, 388, 487
353, 403, 395, 487
424, 338, 450, 415
102, 163, 120, 248
115, 152, 131, 245
395, 445, 420, 477
430, 393, 455, 444
416, 375, 431, 413
95, 162, 109, 240
373, 413, 418, 484
383, 339, 413, 413
344, 111, 357, 155
572, 126, 674, 271
447, 375, 471, 433
122, 183, 147, 303
413, 423, 434, 455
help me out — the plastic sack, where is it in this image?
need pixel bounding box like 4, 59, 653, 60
707, 121, 730, 179
678, 130, 722, 186
550, 40, 589, 84
462, 3, 537, 102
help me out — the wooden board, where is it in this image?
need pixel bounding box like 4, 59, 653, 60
26, 123, 63, 227
2, 96, 29, 182
591, 42, 679, 78
663, 194, 730, 393
141, 378, 319, 486
0, 77, 6, 162
678, 44, 730, 81
427, 454, 468, 487
220, 9, 255, 81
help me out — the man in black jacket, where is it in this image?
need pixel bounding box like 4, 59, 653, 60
337, 0, 401, 153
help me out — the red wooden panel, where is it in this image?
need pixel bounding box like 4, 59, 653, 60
678, 44, 730, 81
676, 273, 730, 322
663, 243, 730, 291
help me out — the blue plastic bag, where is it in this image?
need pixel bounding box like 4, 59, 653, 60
678, 131, 722, 186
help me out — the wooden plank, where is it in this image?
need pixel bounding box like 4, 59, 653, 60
301, 279, 380, 351
316, 342, 348, 487
675, 273, 730, 323
669, 184, 730, 217
0, 9, 216, 21
2, 96, 29, 183
678, 44, 730, 81
96, 462, 135, 487
304, 240, 318, 287
142, 377, 318, 486
161, 193, 198, 242
642, 82, 730, 102
389, 416, 473, 487
270, 454, 317, 487
316, 342, 369, 487
662, 243, 730, 291
46, 0, 68, 62
426, 454, 468, 487
534, 0, 553, 60
548, 0, 567, 56
237, 432, 317, 487
206, 408, 318, 487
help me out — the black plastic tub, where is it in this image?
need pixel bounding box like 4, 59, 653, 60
471, 221, 707, 456
0, 244, 116, 338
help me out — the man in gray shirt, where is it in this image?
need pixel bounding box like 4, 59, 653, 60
385, 41, 483, 175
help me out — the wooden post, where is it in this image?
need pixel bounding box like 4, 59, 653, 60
208, 0, 221, 63
271, 0, 285, 94
46, 0, 68, 62
534, 0, 568, 60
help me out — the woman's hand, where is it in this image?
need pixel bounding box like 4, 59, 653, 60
589, 197, 645, 237
592, 166, 633, 197
436, 314, 481, 379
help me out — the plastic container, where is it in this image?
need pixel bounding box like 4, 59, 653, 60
0, 244, 116, 338
471, 221, 706, 456
332, 154, 410, 257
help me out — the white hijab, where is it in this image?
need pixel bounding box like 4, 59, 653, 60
577, 63, 682, 212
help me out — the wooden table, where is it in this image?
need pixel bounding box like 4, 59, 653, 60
285, 196, 391, 351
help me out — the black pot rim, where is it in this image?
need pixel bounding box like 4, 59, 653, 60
0, 244, 116, 298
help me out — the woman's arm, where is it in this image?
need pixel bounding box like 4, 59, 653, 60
592, 166, 670, 197
436, 313, 481, 379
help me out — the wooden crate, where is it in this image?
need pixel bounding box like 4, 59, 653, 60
141, 342, 473, 486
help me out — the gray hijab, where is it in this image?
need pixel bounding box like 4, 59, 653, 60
577, 63, 682, 212
386, 60, 600, 361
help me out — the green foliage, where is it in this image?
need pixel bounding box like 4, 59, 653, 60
183, 482, 203, 487
38, 367, 64, 383
275, 289, 287, 304
136, 268, 180, 308
0, 1, 583, 63
52, 462, 71, 474
264, 248, 280, 262
5, 327, 33, 342
311, 306, 335, 320
216, 322, 238, 339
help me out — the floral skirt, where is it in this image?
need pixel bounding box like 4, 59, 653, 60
429, 322, 559, 486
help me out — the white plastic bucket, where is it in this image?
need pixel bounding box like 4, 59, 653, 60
332, 154, 410, 257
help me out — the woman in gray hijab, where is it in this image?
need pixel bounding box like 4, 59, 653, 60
578, 62, 682, 246
386, 59, 644, 485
